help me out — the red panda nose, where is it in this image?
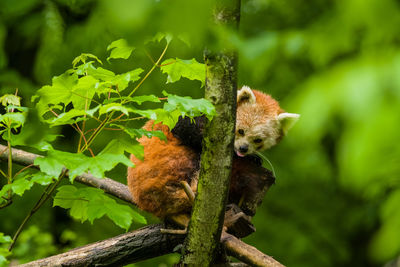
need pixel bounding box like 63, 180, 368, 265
239, 145, 248, 153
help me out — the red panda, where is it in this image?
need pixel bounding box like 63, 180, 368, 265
127, 86, 299, 222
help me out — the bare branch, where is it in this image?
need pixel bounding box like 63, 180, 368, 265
222, 231, 285, 267
18, 224, 184, 267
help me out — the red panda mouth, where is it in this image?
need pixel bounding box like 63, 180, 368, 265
235, 150, 246, 157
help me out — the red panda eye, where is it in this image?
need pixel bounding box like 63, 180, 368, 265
254, 138, 262, 143
238, 129, 244, 135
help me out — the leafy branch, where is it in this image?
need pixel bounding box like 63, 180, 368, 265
1, 145, 284, 267
0, 33, 215, 264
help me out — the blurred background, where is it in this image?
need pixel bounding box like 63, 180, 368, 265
1, 0, 400, 266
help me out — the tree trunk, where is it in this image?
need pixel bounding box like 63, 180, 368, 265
1, 145, 285, 267
180, 1, 241, 265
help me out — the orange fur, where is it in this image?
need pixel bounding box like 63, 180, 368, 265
127, 121, 199, 218
128, 87, 298, 220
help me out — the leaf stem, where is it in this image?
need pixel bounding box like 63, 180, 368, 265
0, 199, 12, 209
13, 164, 34, 178
7, 128, 12, 183
0, 168, 7, 179
124, 41, 169, 100
80, 113, 113, 153
109, 116, 145, 123
8, 171, 66, 251
107, 113, 125, 124
74, 123, 95, 157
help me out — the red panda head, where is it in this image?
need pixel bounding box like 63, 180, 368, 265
235, 86, 299, 157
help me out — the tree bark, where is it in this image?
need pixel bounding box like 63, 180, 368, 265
18, 224, 184, 267
222, 232, 285, 267
180, 1, 241, 265
1, 145, 285, 267
19, 225, 284, 267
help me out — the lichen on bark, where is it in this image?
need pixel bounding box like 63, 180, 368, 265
180, 1, 241, 265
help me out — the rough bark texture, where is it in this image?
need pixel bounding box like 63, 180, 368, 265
222, 232, 285, 267
180, 1, 241, 265
1, 145, 285, 267
18, 224, 184, 267
19, 224, 284, 267
0, 144, 135, 204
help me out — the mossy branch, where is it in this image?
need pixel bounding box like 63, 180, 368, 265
0, 145, 284, 267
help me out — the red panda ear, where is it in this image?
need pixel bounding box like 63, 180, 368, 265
237, 86, 256, 106
277, 113, 300, 135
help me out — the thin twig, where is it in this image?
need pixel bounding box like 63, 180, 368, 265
125, 42, 170, 100
8, 171, 66, 251
49, 108, 59, 117
108, 113, 126, 124
103, 128, 123, 131
74, 123, 95, 157
110, 116, 145, 123
0, 168, 7, 178
144, 49, 176, 67
80, 114, 112, 152
0, 199, 12, 209
13, 164, 34, 178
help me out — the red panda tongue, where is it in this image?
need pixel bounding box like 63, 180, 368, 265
236, 151, 245, 157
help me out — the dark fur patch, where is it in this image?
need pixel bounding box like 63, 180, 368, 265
171, 116, 207, 152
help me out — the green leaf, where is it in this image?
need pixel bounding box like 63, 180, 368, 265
112, 125, 166, 141
87, 67, 115, 81
86, 153, 134, 177
30, 172, 54, 185
85, 105, 100, 117
74, 62, 95, 76
99, 103, 133, 116
145, 32, 173, 44
0, 251, 10, 267
107, 39, 134, 61
0, 233, 11, 267
6, 105, 28, 112
111, 68, 143, 92
0, 233, 11, 244
53, 185, 78, 209
35, 150, 133, 181
104, 95, 160, 105
34, 153, 65, 178
0, 112, 25, 128
129, 95, 161, 105
5, 129, 59, 151
33, 72, 78, 116
101, 201, 143, 229
47, 109, 88, 127
39, 150, 86, 180
160, 58, 205, 86
71, 75, 98, 109
0, 184, 11, 200
54, 185, 145, 230
130, 92, 215, 129
131, 108, 182, 129
164, 91, 216, 120
53, 185, 88, 222
0, 94, 20, 106
11, 177, 34, 196
101, 139, 144, 160
72, 53, 102, 68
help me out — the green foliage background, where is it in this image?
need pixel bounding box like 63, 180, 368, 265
1, 0, 400, 266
